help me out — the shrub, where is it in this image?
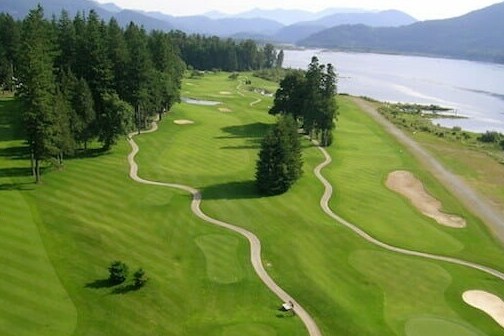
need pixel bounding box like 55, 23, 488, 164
133, 268, 148, 288
108, 261, 128, 284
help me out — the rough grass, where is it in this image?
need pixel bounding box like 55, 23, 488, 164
1, 72, 504, 336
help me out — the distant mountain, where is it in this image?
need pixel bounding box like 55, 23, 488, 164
0, 0, 174, 31
273, 10, 416, 43
307, 10, 416, 27
0, 0, 108, 19
139, 10, 283, 36
95, 1, 121, 13
208, 7, 373, 26
228, 8, 317, 25
299, 2, 504, 63
201, 10, 228, 20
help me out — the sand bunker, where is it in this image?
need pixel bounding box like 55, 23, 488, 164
173, 119, 194, 125
386, 170, 466, 228
181, 97, 221, 106
218, 108, 232, 112
219, 91, 232, 95
463, 290, 504, 329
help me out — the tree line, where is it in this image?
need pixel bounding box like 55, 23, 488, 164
168, 31, 283, 72
0, 6, 283, 183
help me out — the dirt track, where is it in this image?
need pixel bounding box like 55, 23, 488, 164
352, 98, 504, 243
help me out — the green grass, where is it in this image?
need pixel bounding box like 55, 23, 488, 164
0, 91, 304, 335
1, 72, 504, 336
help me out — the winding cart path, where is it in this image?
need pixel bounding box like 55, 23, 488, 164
127, 122, 322, 336
126, 97, 504, 336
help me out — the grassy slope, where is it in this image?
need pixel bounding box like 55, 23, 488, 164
0, 94, 304, 335
135, 73, 504, 335
1, 72, 503, 336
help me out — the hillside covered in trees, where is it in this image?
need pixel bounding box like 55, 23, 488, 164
299, 2, 504, 63
0, 6, 282, 182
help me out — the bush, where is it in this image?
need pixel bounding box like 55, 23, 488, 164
133, 268, 148, 288
108, 261, 128, 284
478, 131, 501, 143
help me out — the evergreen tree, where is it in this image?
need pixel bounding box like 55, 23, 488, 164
269, 57, 338, 146
263, 43, 276, 69
124, 22, 152, 131
0, 13, 20, 92
276, 49, 284, 69
269, 70, 306, 120
107, 17, 129, 100
99, 92, 133, 150
256, 116, 302, 195
108, 261, 128, 284
54, 10, 76, 71
17, 5, 57, 182
50, 86, 75, 164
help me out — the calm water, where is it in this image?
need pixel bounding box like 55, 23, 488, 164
284, 49, 504, 133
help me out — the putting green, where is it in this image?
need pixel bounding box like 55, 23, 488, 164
350, 250, 455, 333
195, 234, 244, 284
405, 316, 487, 336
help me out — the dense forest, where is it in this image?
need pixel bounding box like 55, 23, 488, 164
0, 6, 282, 182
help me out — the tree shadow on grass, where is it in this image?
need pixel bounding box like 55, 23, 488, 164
72, 147, 111, 160
0, 182, 34, 191
85, 278, 116, 289
0, 146, 29, 160
218, 122, 271, 139
111, 284, 140, 295
0, 167, 33, 178
202, 180, 263, 200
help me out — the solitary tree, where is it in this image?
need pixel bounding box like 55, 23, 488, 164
108, 261, 129, 284
256, 115, 302, 195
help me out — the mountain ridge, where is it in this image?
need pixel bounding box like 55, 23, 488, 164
299, 1, 504, 63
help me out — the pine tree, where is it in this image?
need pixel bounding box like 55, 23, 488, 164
99, 92, 133, 150
17, 5, 57, 182
256, 116, 302, 195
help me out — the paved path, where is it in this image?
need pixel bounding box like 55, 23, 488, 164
352, 97, 504, 242
127, 122, 322, 336
250, 98, 262, 107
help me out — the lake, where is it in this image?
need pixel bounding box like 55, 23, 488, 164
283, 49, 504, 133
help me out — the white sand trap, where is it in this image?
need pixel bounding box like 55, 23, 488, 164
173, 119, 194, 125
218, 108, 232, 112
219, 91, 232, 95
463, 290, 504, 329
386, 170, 466, 228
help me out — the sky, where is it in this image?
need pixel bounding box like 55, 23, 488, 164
93, 0, 502, 20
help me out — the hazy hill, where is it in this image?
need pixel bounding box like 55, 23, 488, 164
299, 2, 504, 63
139, 11, 284, 36
95, 1, 121, 13
203, 7, 382, 26
273, 10, 416, 43
0, 0, 174, 31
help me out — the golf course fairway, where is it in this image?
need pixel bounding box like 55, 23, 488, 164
1, 72, 503, 335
